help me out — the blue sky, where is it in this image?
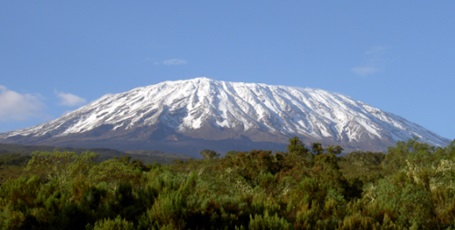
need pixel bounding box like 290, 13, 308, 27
1, 1, 454, 140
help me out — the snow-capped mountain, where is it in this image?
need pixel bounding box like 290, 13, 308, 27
0, 77, 449, 156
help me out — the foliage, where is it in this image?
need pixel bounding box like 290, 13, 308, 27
200, 149, 219, 160
0, 137, 455, 229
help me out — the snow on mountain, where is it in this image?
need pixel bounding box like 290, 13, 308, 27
0, 77, 449, 154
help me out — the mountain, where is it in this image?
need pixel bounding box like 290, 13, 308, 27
0, 77, 449, 156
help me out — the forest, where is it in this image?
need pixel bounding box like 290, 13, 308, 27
1, 138, 455, 229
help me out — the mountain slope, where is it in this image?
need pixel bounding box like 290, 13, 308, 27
0, 77, 449, 156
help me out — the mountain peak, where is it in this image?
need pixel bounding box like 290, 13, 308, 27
0, 77, 449, 155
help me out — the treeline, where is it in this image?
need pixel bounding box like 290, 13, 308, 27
0, 138, 455, 229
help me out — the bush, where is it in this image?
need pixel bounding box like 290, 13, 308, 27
249, 211, 291, 230
93, 216, 134, 230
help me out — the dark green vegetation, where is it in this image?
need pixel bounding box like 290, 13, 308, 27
1, 138, 455, 229
0, 143, 190, 166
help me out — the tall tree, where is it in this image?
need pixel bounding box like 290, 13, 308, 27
287, 137, 309, 156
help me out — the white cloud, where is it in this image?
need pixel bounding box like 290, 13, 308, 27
154, 58, 188, 66
352, 45, 386, 76
351, 66, 379, 76
56, 91, 87, 107
0, 86, 45, 121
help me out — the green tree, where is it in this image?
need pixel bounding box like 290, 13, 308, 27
326, 145, 344, 155
200, 149, 219, 160
287, 137, 310, 157
311, 142, 324, 155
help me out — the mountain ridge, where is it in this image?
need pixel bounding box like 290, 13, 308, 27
0, 77, 449, 156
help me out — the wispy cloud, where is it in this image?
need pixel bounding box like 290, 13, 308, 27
153, 58, 188, 66
0, 86, 45, 121
351, 66, 380, 76
352, 45, 386, 77
55, 91, 86, 107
